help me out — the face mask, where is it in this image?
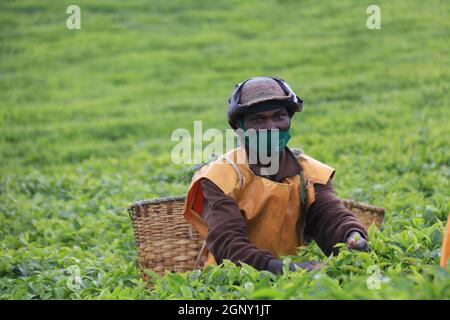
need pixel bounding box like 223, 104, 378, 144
238, 119, 291, 155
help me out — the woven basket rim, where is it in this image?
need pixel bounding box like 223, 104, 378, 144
342, 200, 385, 216
128, 195, 385, 216
127, 195, 186, 212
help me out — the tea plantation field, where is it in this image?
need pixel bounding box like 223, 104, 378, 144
0, 0, 449, 299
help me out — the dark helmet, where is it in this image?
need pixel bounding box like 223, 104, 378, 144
227, 76, 303, 129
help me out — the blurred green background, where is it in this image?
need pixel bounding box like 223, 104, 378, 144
0, 0, 449, 299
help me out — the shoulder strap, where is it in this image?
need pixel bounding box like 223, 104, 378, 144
222, 154, 244, 190
297, 169, 308, 244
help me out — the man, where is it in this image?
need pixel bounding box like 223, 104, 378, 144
183, 76, 368, 274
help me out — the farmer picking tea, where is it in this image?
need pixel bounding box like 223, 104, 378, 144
183, 76, 368, 274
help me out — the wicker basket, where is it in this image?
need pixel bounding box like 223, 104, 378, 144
128, 196, 384, 279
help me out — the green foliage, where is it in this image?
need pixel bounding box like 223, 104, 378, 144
143, 224, 449, 300
0, 0, 449, 299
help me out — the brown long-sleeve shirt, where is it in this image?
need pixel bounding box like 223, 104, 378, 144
199, 148, 368, 273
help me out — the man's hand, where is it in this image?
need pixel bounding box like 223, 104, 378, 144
267, 259, 321, 274
346, 231, 369, 251
290, 260, 322, 272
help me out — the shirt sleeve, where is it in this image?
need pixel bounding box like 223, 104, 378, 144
200, 178, 276, 271
304, 179, 368, 256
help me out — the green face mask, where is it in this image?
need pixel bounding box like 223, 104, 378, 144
238, 119, 291, 155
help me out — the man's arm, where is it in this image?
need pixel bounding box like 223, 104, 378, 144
200, 178, 276, 271
304, 179, 368, 256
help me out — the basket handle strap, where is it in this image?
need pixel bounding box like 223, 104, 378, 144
223, 155, 244, 189
127, 207, 134, 221
297, 170, 308, 243
194, 240, 207, 269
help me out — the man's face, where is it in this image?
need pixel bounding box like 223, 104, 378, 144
240, 108, 291, 131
